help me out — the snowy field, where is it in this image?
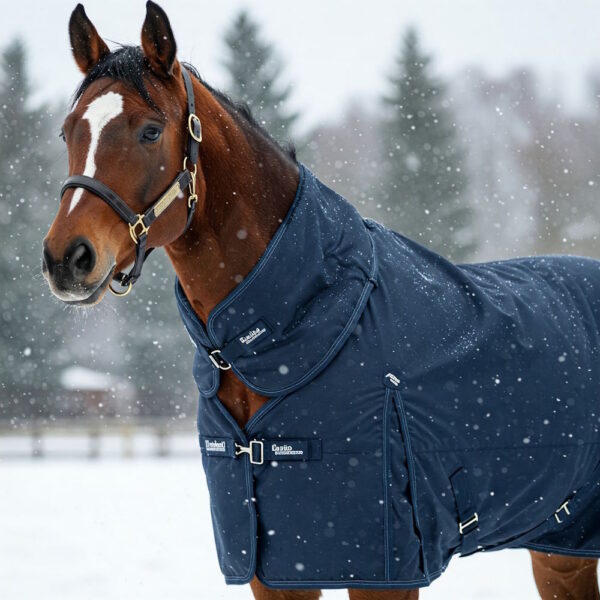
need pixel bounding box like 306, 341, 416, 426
0, 454, 543, 600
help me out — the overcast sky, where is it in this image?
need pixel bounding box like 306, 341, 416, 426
3, 1, 600, 130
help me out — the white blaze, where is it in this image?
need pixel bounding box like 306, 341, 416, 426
67, 91, 124, 214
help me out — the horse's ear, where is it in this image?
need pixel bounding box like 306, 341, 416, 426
69, 4, 110, 75
141, 1, 178, 78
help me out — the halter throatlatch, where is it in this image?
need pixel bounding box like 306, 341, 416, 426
60, 68, 202, 297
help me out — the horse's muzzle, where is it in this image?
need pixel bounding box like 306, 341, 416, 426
42, 237, 112, 305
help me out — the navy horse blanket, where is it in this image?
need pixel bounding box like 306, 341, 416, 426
176, 165, 600, 590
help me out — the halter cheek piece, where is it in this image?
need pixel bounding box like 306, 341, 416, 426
60, 68, 202, 297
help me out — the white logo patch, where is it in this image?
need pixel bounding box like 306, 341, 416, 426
68, 91, 124, 214
271, 443, 303, 456
239, 327, 267, 345
205, 440, 227, 452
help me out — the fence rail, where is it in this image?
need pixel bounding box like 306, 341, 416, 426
0, 418, 199, 459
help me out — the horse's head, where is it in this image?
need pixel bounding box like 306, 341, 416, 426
43, 1, 201, 306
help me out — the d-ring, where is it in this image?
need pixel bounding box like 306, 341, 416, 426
109, 281, 133, 297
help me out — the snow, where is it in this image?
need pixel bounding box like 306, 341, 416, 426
0, 456, 543, 599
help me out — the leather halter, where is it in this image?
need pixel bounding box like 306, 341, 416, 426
60, 68, 202, 297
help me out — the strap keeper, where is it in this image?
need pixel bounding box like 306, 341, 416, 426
554, 501, 571, 524
458, 512, 479, 535
209, 349, 231, 370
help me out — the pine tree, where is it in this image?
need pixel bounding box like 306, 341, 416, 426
222, 10, 298, 144
0, 39, 69, 415
381, 28, 474, 261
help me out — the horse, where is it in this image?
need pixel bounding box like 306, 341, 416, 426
42, 3, 599, 599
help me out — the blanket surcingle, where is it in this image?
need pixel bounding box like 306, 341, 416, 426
175, 165, 600, 590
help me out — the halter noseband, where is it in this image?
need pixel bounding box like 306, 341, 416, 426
60, 68, 201, 297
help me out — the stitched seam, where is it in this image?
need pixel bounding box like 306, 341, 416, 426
413, 440, 600, 455
522, 543, 600, 558
233, 276, 375, 397
395, 391, 430, 578
254, 569, 442, 587
243, 446, 258, 581
210, 397, 257, 581
245, 393, 286, 434
383, 388, 391, 580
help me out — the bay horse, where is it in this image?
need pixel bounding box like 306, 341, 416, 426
42, 2, 599, 599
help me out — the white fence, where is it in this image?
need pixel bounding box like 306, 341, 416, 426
0, 418, 199, 459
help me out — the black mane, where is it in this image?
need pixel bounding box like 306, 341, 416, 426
73, 45, 296, 161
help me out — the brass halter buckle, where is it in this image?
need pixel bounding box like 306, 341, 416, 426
129, 214, 149, 244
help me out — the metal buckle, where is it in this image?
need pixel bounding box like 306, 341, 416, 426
235, 440, 264, 465
554, 501, 571, 524
209, 349, 232, 370
458, 513, 479, 535
188, 113, 202, 142
129, 214, 149, 244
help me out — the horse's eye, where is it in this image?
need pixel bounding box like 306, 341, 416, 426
59, 129, 66, 143
140, 125, 163, 143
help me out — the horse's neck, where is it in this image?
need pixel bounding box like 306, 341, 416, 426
165, 81, 299, 426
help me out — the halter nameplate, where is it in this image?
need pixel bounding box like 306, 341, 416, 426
153, 181, 181, 217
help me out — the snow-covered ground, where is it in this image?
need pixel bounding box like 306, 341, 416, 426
0, 455, 542, 600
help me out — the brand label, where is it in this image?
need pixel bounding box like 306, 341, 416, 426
204, 439, 227, 453
238, 320, 271, 346
271, 443, 304, 457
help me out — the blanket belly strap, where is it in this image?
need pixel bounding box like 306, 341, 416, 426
201, 436, 322, 464
449, 467, 480, 556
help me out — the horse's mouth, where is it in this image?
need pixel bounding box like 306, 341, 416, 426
61, 266, 115, 307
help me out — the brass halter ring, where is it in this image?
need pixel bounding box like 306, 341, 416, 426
188, 113, 202, 143
109, 280, 133, 297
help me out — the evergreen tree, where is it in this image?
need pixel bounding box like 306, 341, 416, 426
381, 28, 474, 261
0, 39, 70, 415
222, 10, 298, 144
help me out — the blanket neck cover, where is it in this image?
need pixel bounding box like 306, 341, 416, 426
175, 165, 600, 590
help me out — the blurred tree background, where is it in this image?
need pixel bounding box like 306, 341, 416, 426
222, 10, 298, 145
2, 11, 600, 424
379, 28, 473, 260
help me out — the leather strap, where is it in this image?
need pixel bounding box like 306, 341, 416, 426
61, 175, 137, 225
182, 68, 201, 164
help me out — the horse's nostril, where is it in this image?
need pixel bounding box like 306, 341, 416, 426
42, 243, 55, 275
67, 239, 96, 280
